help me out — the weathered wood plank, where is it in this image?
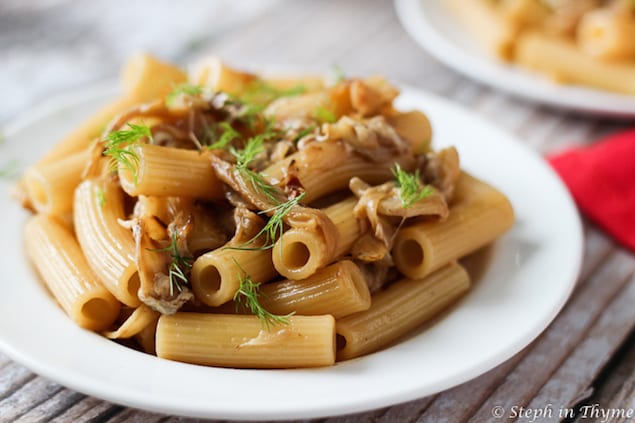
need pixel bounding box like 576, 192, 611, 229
0, 363, 35, 401
0, 376, 63, 421
577, 225, 615, 282
0, 353, 12, 370
466, 249, 635, 422
321, 408, 387, 423
582, 333, 635, 421
475, 92, 534, 133
519, 273, 635, 422
416, 350, 530, 423
104, 407, 168, 423
49, 397, 121, 423
376, 396, 437, 423
14, 389, 84, 423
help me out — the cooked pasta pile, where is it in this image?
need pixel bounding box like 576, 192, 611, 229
19, 54, 514, 368
448, 0, 635, 94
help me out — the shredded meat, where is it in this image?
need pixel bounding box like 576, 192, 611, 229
132, 216, 193, 315
355, 260, 400, 294
350, 177, 449, 220
322, 115, 411, 162
421, 146, 460, 202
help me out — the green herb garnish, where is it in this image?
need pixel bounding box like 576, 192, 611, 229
233, 260, 292, 329
332, 64, 346, 83
292, 125, 315, 144
104, 123, 153, 185
96, 187, 106, 208
207, 122, 241, 150
166, 83, 204, 106
0, 159, 20, 180
229, 135, 282, 204
149, 231, 193, 297
315, 106, 336, 123
393, 163, 434, 208
254, 192, 306, 248
237, 102, 267, 130
229, 136, 307, 249
231, 135, 265, 169
240, 80, 306, 105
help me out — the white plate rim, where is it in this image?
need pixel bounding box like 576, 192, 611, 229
0, 83, 583, 420
394, 0, 635, 117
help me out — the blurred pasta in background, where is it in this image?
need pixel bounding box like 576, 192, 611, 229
447, 0, 635, 94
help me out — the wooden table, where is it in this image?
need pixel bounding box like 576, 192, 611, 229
1, 1, 634, 421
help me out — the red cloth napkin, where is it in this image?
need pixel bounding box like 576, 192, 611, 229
547, 129, 635, 251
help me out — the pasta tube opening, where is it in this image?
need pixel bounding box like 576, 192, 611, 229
191, 248, 277, 307
393, 173, 514, 280
125, 270, 141, 301
77, 296, 121, 330
272, 230, 321, 280
336, 262, 470, 361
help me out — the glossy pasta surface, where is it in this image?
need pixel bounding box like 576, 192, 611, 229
18, 55, 514, 368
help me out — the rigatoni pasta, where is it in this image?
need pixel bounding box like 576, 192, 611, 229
24, 215, 120, 331
74, 179, 141, 307
336, 262, 470, 360
449, 0, 635, 94
19, 55, 514, 369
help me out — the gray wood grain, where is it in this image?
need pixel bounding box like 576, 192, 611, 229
2, 0, 635, 422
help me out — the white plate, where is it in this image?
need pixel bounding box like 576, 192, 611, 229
0, 84, 582, 420
395, 0, 635, 117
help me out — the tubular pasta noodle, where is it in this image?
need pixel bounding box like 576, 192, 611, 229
24, 215, 120, 331
393, 172, 514, 280
38, 54, 186, 165
74, 179, 141, 306
336, 262, 470, 361
515, 31, 635, 95
23, 150, 90, 217
156, 314, 336, 368
262, 142, 415, 204
190, 246, 278, 307
272, 197, 360, 279
119, 144, 224, 199
259, 260, 371, 319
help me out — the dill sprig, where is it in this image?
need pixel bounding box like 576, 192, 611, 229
230, 135, 282, 203
238, 102, 267, 130
244, 168, 282, 204
0, 159, 20, 180
166, 83, 204, 106
315, 106, 336, 123
292, 125, 315, 144
104, 123, 152, 185
331, 64, 346, 83
96, 187, 106, 208
257, 192, 306, 247
393, 163, 434, 208
233, 260, 292, 329
207, 122, 241, 150
229, 136, 306, 249
240, 80, 306, 105
231, 135, 265, 169
149, 231, 193, 297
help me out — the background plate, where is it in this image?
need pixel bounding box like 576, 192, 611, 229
395, 0, 635, 117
